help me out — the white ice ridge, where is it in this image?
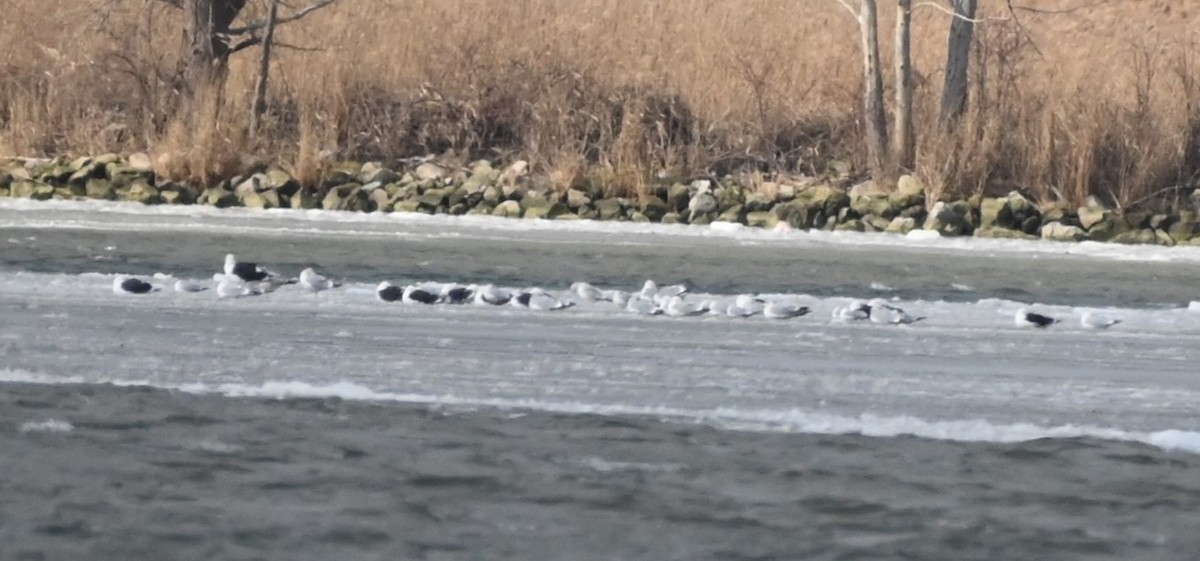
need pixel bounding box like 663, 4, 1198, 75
3, 370, 1196, 455
6, 197, 1200, 263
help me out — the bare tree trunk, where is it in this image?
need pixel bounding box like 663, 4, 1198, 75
892, 0, 914, 172
179, 0, 248, 98
940, 0, 977, 124
250, 0, 280, 137
859, 0, 890, 181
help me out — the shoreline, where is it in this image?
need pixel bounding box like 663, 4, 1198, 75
4, 154, 1200, 248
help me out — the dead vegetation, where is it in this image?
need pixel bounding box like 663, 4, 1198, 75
2, 0, 1200, 209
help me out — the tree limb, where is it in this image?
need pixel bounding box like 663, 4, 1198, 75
228, 0, 338, 34
834, 0, 858, 18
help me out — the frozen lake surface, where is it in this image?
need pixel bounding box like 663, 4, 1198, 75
2, 199, 1200, 559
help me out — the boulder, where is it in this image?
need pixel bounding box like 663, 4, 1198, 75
576, 204, 599, 220
105, 163, 155, 188
595, 198, 625, 220
979, 197, 1014, 230
1077, 205, 1108, 230
265, 168, 300, 196
414, 162, 447, 181
524, 200, 570, 220
158, 182, 197, 205
10, 180, 54, 200
492, 200, 522, 218
639, 195, 669, 221
834, 219, 864, 232
200, 187, 238, 207
851, 195, 897, 219
418, 188, 449, 209
885, 216, 917, 234
499, 160, 529, 185
241, 190, 273, 209
1085, 215, 1133, 241
126, 181, 160, 205
889, 175, 926, 209
744, 193, 775, 212
717, 204, 745, 224
628, 210, 651, 223
746, 211, 779, 229
862, 214, 892, 232
482, 185, 502, 205
84, 178, 114, 200
1110, 229, 1159, 245
975, 227, 1037, 240
666, 183, 691, 212
662, 212, 683, 224
795, 184, 849, 214
565, 188, 591, 210
1168, 211, 1198, 242
922, 200, 975, 236
1040, 221, 1087, 242
322, 184, 369, 211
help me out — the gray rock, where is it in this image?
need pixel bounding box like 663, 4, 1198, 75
492, 200, 522, 218
628, 210, 651, 223
640, 195, 669, 221
500, 160, 528, 186
1077, 205, 1108, 230
565, 188, 591, 210
595, 199, 624, 220
890, 175, 926, 209
923, 200, 973, 236
717, 204, 745, 224
1040, 221, 1086, 242
744, 193, 775, 212
1168, 210, 1198, 242
85, 178, 115, 200
200, 187, 238, 208
746, 211, 778, 229
415, 162, 447, 181
524, 200, 570, 220
885, 216, 916, 234
393, 200, 421, 213
126, 181, 160, 205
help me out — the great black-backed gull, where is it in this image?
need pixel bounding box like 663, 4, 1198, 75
299, 268, 340, 293
112, 275, 155, 295
1016, 308, 1059, 328
763, 301, 811, 320
402, 285, 440, 305
440, 284, 473, 304
224, 253, 278, 283
868, 299, 924, 325
1080, 311, 1121, 329
376, 281, 403, 302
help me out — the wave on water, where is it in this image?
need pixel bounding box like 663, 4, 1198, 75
4, 371, 1198, 455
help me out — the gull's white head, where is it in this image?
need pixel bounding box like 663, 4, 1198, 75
223, 253, 237, 275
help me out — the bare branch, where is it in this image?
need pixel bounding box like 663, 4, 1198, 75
834, 0, 858, 18
1009, 0, 1111, 14
155, 0, 183, 8
228, 0, 338, 34
913, 2, 994, 22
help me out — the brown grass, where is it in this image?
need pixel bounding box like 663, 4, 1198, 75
3, 0, 1200, 209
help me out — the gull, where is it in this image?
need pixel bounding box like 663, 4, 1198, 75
832, 300, 871, 321
665, 295, 708, 317
376, 281, 403, 302
173, 279, 207, 293
403, 285, 440, 304
640, 279, 690, 301
299, 267, 340, 293
217, 277, 262, 299
472, 284, 512, 306
763, 300, 811, 320
626, 297, 664, 316
439, 284, 473, 304
1015, 308, 1059, 328
570, 281, 608, 302
1080, 311, 1121, 330
112, 275, 155, 295
868, 299, 924, 325
606, 290, 631, 307
224, 253, 279, 283
514, 290, 574, 311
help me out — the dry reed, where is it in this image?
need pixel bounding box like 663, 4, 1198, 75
2, 0, 1200, 209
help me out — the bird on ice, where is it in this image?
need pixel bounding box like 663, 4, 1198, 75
832, 300, 871, 321
112, 275, 156, 295
513, 289, 574, 311
472, 284, 513, 306
1080, 311, 1121, 329
216, 277, 262, 299
625, 296, 664, 316
1015, 308, 1059, 328
299, 268, 340, 293
376, 281, 404, 302
224, 253, 280, 283
173, 279, 208, 293
867, 299, 924, 325
665, 295, 708, 317
402, 285, 441, 305
640, 279, 690, 301
570, 281, 608, 302
439, 284, 474, 304
763, 300, 811, 320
